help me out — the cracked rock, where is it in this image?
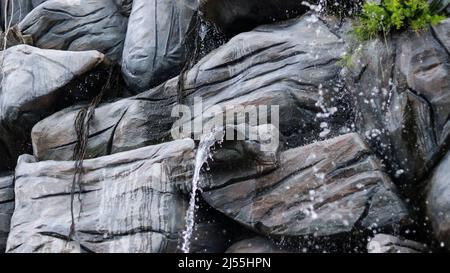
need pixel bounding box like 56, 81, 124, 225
6, 139, 195, 253
0, 173, 14, 253
0, 0, 46, 30
18, 0, 128, 62
0, 45, 107, 171
32, 14, 350, 161
202, 133, 408, 237
344, 18, 450, 189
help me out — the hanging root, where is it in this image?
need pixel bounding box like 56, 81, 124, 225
177, 10, 202, 104
0, 25, 33, 49
69, 66, 115, 240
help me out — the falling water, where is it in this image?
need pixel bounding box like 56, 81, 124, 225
180, 130, 219, 253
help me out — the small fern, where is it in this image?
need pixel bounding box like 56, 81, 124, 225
354, 0, 446, 41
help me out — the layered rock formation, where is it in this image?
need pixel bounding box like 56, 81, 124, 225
344, 18, 450, 189
0, 0, 46, 30
0, 173, 14, 252
7, 139, 194, 253
31, 14, 349, 162
0, 45, 106, 171
203, 133, 408, 237
18, 0, 128, 61
0, 0, 449, 254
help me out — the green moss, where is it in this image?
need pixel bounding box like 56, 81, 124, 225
354, 0, 446, 41
338, 47, 363, 68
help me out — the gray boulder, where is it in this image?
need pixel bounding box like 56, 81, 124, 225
429, 0, 450, 14
0, 173, 14, 253
344, 18, 450, 187
6, 139, 195, 253
122, 0, 198, 92
202, 133, 408, 237
427, 151, 450, 250
0, 0, 46, 30
32, 14, 349, 162
115, 0, 133, 16
18, 0, 128, 62
367, 234, 428, 253
0, 45, 106, 171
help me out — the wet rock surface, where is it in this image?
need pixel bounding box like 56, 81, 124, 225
0, 1, 449, 254
367, 234, 428, 253
0, 45, 106, 171
427, 150, 450, 248
203, 133, 408, 237
345, 18, 450, 188
32, 14, 349, 161
6, 139, 194, 253
122, 0, 198, 93
0, 173, 14, 253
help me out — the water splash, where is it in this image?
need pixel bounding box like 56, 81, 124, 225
181, 130, 220, 253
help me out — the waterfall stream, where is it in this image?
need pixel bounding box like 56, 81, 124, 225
180, 131, 220, 253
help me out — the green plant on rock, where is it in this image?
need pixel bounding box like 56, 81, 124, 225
338, 46, 363, 68
354, 0, 446, 40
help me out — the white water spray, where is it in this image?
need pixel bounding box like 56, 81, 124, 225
180, 130, 220, 253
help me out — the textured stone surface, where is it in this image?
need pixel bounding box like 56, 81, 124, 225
427, 151, 450, 250
18, 0, 127, 61
6, 139, 194, 253
122, 0, 198, 92
32, 15, 349, 161
0, 45, 106, 171
429, 0, 450, 14
202, 133, 408, 237
345, 18, 450, 187
115, 0, 133, 16
367, 234, 428, 253
0, 173, 14, 253
0, 0, 46, 30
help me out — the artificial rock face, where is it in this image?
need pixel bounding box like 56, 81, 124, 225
427, 151, 450, 250
32, 14, 350, 161
115, 0, 133, 16
122, 0, 198, 93
6, 139, 194, 253
345, 18, 450, 189
0, 45, 106, 171
202, 133, 408, 237
0, 0, 46, 30
18, 0, 128, 62
0, 173, 14, 253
